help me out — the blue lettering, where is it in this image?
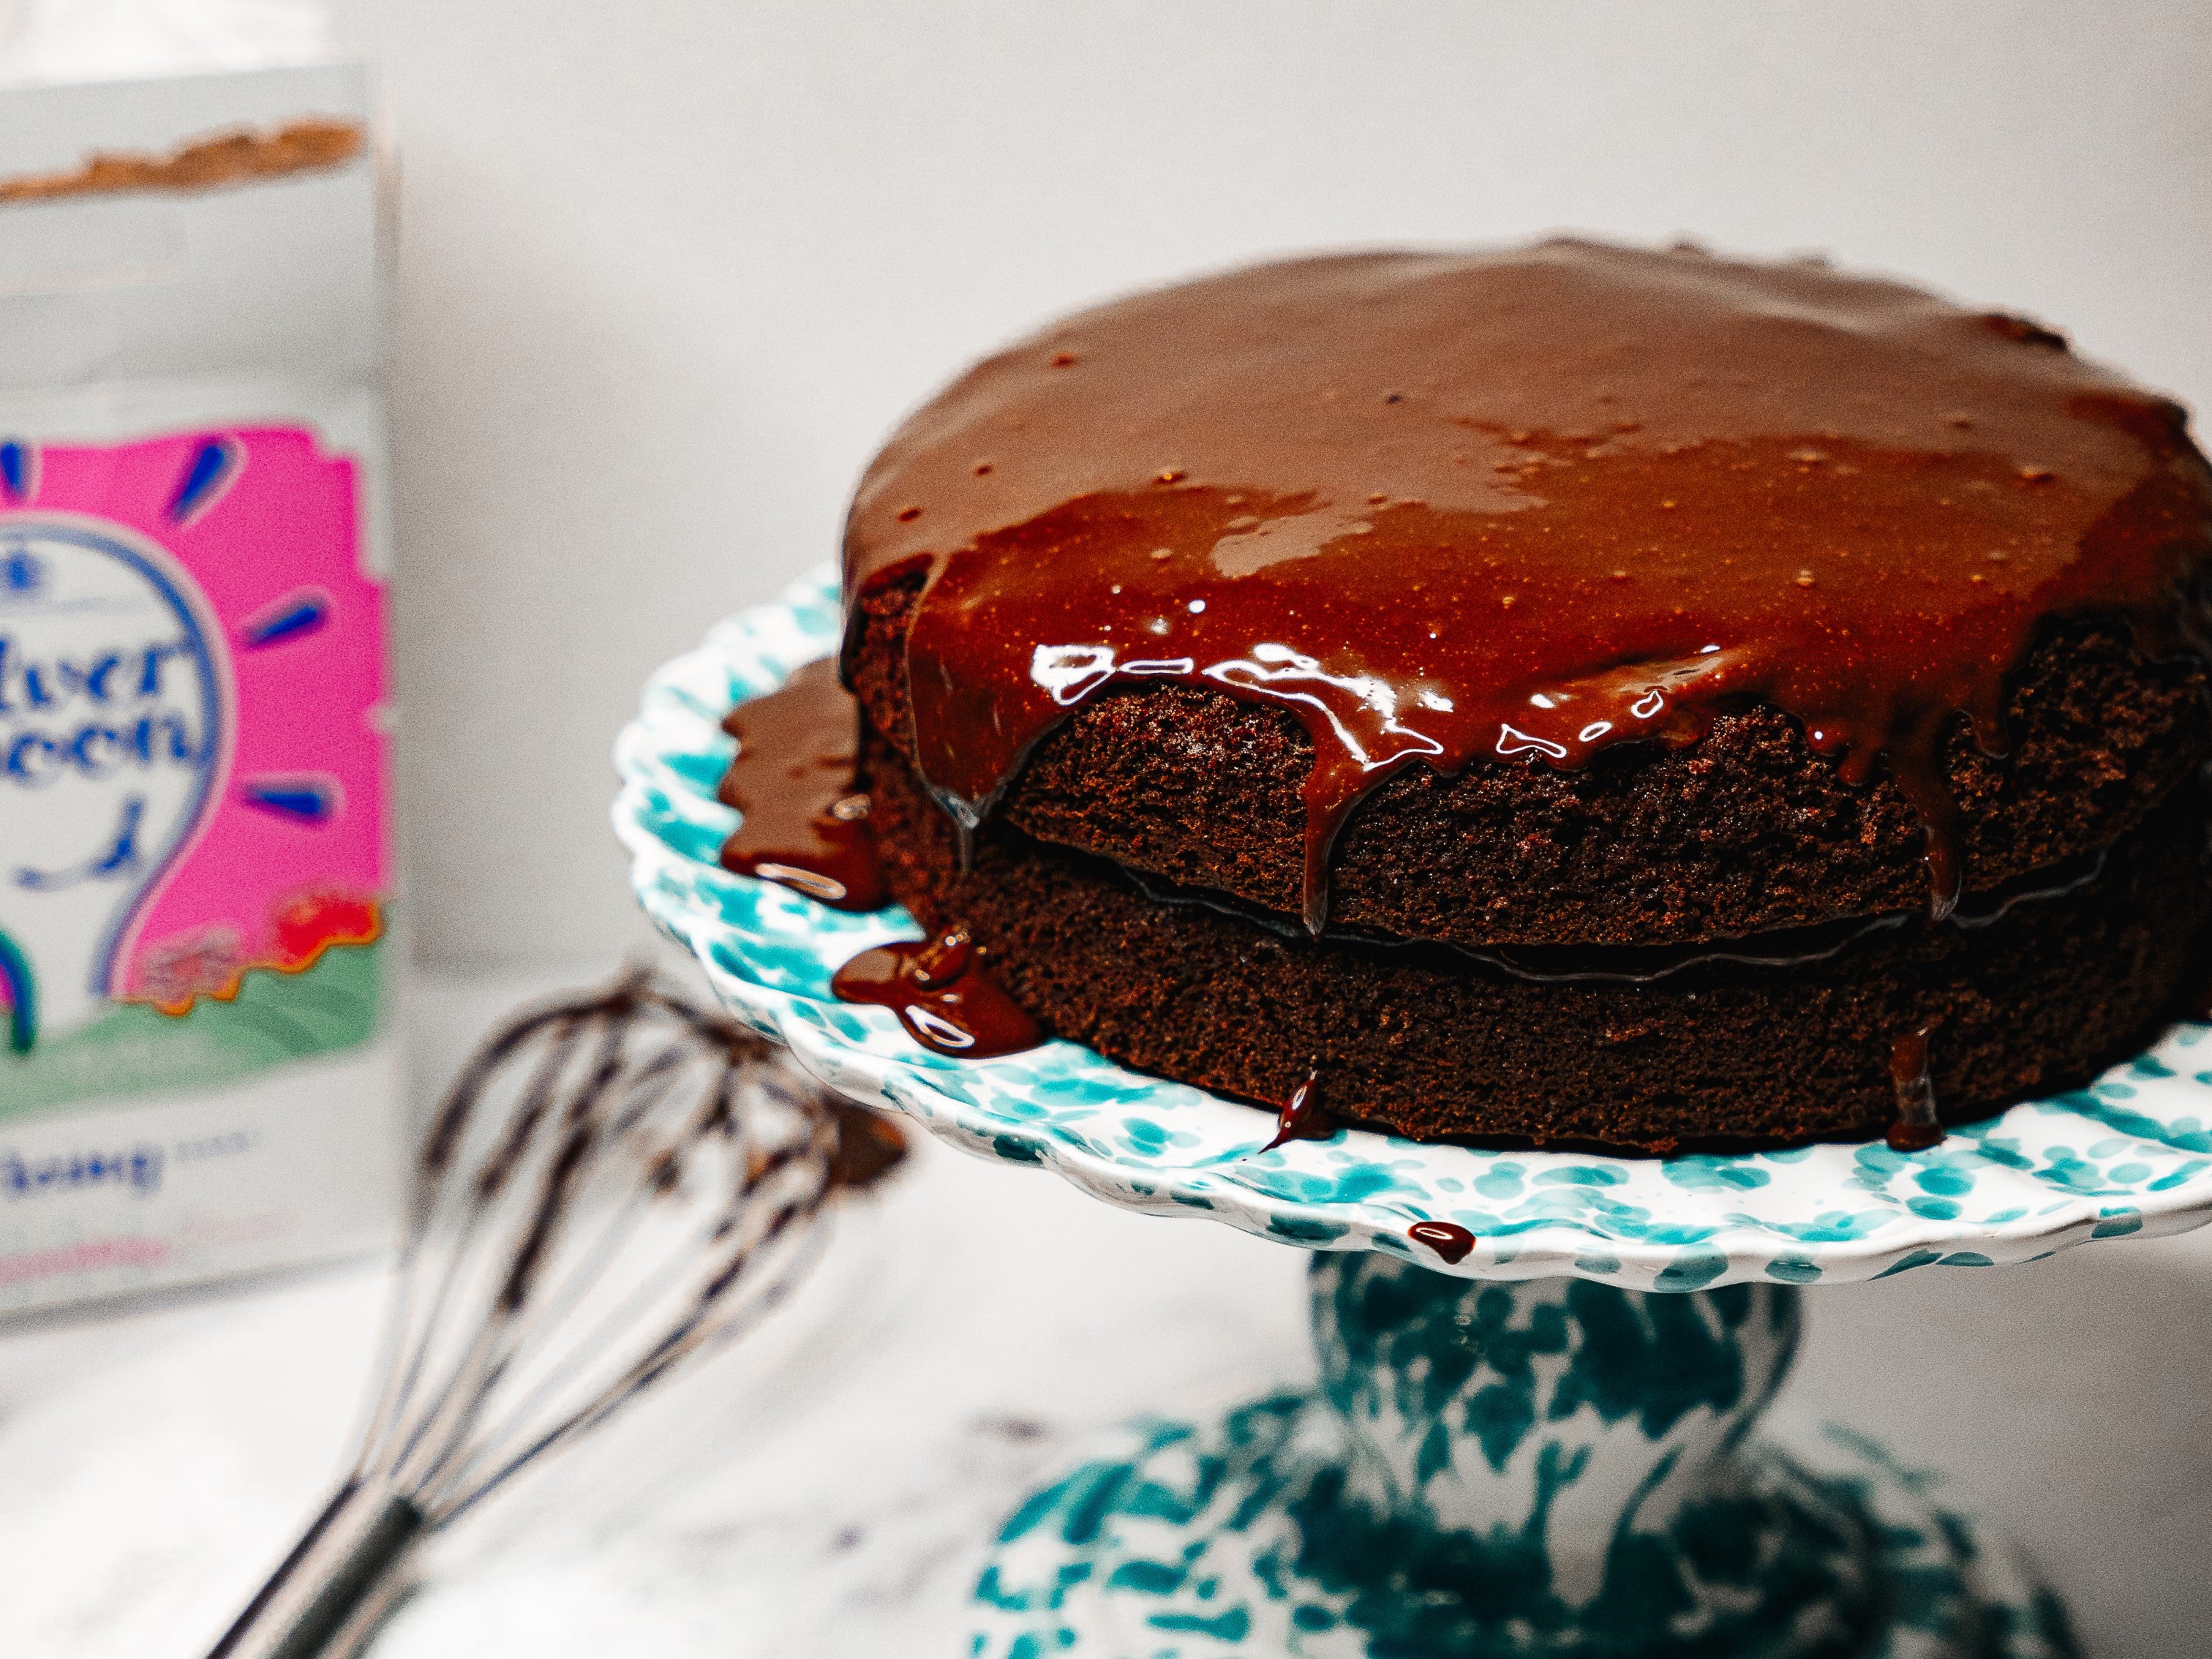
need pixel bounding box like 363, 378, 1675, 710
6, 731, 56, 786
82, 652, 122, 702
69, 724, 120, 777
0, 1142, 164, 1199
138, 639, 189, 698
0, 632, 206, 787
1, 718, 200, 786
0, 634, 194, 718
15, 795, 143, 891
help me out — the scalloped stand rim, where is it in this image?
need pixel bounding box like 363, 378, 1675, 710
613, 568, 2212, 1292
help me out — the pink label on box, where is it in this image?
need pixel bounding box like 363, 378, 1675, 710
0, 427, 386, 1072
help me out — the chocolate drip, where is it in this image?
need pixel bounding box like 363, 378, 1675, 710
830, 925, 1045, 1058
1407, 1220, 1477, 1264
719, 658, 889, 911
1263, 1062, 1336, 1149
1886, 1023, 1946, 1151
845, 241, 2212, 932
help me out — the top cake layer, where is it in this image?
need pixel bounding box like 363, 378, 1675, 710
843, 240, 2212, 941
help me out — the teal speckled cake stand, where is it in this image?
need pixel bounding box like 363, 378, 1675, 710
617, 573, 2212, 1658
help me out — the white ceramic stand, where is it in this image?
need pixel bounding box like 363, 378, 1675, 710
618, 576, 2212, 1658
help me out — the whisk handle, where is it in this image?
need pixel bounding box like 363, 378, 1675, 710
205, 1480, 428, 1659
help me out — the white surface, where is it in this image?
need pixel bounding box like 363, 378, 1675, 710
1, 965, 2210, 1657
315, 0, 2212, 968
0, 0, 334, 86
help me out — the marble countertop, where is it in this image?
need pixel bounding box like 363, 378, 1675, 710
2, 966, 2209, 1658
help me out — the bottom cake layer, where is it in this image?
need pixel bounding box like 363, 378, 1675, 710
863, 733, 2211, 1150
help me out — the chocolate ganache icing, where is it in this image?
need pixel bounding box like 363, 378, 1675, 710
718, 658, 889, 911
843, 240, 2212, 933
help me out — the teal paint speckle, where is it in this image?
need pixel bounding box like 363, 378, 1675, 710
1663, 1156, 1772, 1193
1914, 1164, 1976, 1197
1122, 1118, 1170, 1154
1266, 1215, 1349, 1245
1106, 1560, 1185, 1595
1537, 1165, 1627, 1187
1472, 1164, 1525, 1200
1875, 1249, 1945, 1279
1653, 1251, 1729, 1292
1146, 1609, 1249, 1641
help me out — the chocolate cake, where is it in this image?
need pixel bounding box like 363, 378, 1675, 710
737, 239, 2212, 1151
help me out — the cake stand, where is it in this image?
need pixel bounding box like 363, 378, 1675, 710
615, 572, 2212, 1658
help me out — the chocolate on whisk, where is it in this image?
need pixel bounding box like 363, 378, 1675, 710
206, 968, 900, 1659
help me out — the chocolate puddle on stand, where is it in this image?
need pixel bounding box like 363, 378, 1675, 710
717, 661, 1042, 1058
1407, 1220, 1477, 1264
719, 658, 889, 911
831, 926, 1044, 1058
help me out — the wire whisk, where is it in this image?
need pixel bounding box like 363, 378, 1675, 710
207, 969, 850, 1659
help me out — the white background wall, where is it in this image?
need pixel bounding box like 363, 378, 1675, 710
325, 0, 2212, 968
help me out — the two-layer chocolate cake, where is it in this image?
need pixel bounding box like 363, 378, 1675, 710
728, 239, 2212, 1151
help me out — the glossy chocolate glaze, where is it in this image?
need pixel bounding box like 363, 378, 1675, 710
715, 666, 1040, 1054
1886, 1023, 1946, 1151
1407, 1220, 1477, 1264
719, 658, 889, 911
1263, 1062, 1336, 1150
845, 241, 2212, 932
830, 925, 1045, 1057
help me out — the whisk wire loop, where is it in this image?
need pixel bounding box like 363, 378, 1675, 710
211, 969, 846, 1659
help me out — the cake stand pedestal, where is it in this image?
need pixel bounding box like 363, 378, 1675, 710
619, 576, 2212, 1659
970, 1258, 2065, 1658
